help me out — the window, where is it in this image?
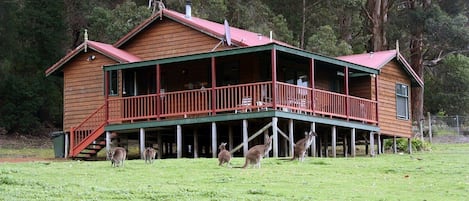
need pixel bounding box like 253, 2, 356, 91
109, 70, 118, 96
396, 83, 409, 119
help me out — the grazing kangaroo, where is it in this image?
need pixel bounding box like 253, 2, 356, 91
143, 147, 156, 164
239, 136, 273, 169
218, 142, 231, 167
291, 131, 317, 162
108, 147, 127, 167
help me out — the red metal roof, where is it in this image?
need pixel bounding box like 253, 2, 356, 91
115, 8, 291, 48
45, 40, 141, 76
336, 50, 397, 69
337, 50, 423, 87
87, 41, 141, 62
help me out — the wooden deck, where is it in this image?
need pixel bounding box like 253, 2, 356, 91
68, 81, 377, 157
105, 81, 377, 123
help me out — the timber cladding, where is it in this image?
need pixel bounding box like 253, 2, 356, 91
120, 18, 231, 60
62, 51, 117, 131
378, 60, 412, 138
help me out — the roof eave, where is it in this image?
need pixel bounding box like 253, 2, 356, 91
396, 52, 424, 88
45, 44, 85, 77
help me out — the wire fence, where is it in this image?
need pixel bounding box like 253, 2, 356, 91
425, 115, 469, 136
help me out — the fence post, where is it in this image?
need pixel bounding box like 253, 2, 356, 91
456, 115, 460, 135
427, 112, 432, 143
419, 119, 424, 142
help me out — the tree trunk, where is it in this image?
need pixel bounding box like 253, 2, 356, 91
300, 0, 306, 49
409, 0, 431, 126
365, 0, 389, 51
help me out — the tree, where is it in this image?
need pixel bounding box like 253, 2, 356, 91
87, 0, 151, 43
425, 54, 469, 115
306, 25, 353, 57
0, 0, 66, 134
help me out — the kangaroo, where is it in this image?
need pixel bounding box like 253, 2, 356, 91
143, 147, 156, 164
291, 131, 317, 162
239, 136, 273, 169
108, 147, 127, 167
218, 142, 231, 167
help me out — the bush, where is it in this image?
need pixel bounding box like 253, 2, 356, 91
384, 138, 431, 152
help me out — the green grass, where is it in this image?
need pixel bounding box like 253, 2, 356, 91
1, 144, 468, 201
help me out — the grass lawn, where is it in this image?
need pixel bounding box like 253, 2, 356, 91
0, 143, 468, 200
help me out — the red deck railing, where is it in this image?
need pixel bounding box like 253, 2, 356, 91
105, 81, 377, 124
70, 81, 377, 157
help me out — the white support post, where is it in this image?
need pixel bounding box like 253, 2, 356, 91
243, 120, 249, 156
377, 133, 382, 155
351, 128, 356, 157
272, 117, 279, 157
157, 132, 162, 159
264, 129, 269, 158
64, 132, 69, 159
332, 126, 336, 158
408, 138, 412, 154
193, 129, 198, 158
177, 125, 182, 158
370, 132, 375, 157
393, 136, 397, 154
228, 126, 233, 152
288, 119, 294, 157
211, 122, 217, 158
310, 122, 316, 157
140, 128, 145, 159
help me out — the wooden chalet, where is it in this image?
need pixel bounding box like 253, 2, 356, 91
45, 5, 423, 160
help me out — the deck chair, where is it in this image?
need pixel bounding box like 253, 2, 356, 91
235, 96, 252, 113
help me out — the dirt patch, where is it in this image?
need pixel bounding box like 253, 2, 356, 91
0, 133, 53, 149
0, 132, 55, 163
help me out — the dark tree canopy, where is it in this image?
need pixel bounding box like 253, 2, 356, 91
1, 0, 469, 134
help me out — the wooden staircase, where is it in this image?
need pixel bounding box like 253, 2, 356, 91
69, 104, 108, 160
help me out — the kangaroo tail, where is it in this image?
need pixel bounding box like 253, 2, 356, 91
233, 159, 249, 168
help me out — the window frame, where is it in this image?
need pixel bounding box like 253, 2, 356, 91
395, 83, 409, 120
108, 70, 118, 96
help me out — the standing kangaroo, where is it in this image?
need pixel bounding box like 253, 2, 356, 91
291, 131, 317, 162
143, 147, 156, 164
239, 136, 273, 168
108, 147, 127, 167
218, 142, 231, 167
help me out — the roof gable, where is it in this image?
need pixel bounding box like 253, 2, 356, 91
337, 50, 423, 87
114, 8, 291, 48
45, 40, 141, 76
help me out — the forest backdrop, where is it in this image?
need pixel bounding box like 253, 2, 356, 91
1, 0, 468, 135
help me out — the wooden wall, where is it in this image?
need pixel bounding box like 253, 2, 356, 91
349, 76, 372, 99
377, 60, 413, 138
62, 51, 117, 131
120, 19, 231, 60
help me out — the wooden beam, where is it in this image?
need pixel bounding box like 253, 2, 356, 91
277, 128, 291, 141
230, 122, 272, 154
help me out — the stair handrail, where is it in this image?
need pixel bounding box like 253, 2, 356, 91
69, 103, 107, 156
